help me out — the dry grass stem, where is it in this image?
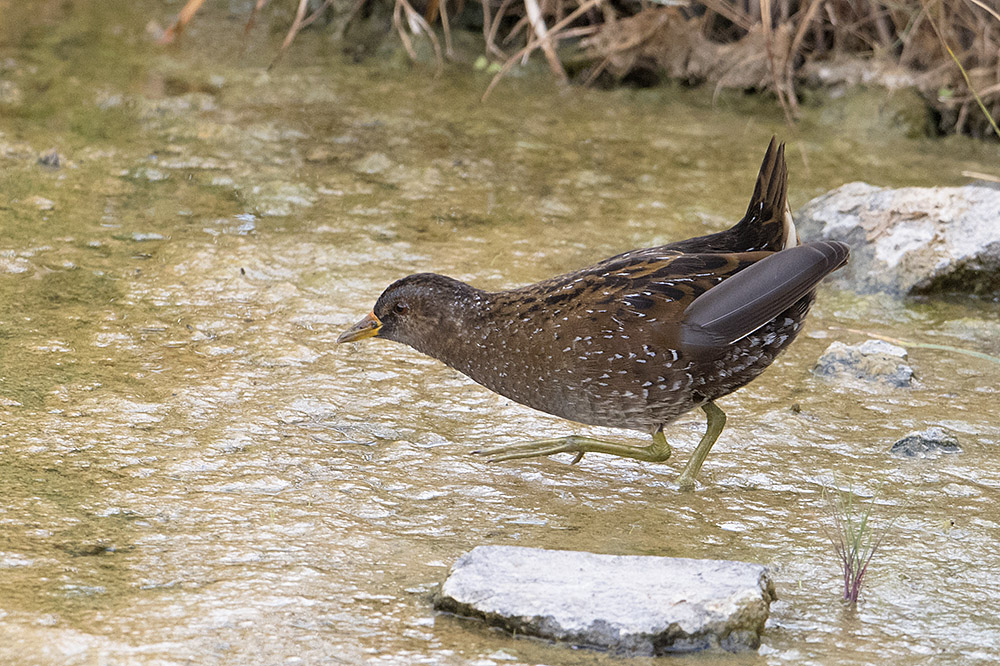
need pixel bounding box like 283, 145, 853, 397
962, 170, 1000, 183
967, 0, 1000, 23
482, 0, 602, 100
394, 0, 444, 72
268, 0, 334, 69
244, 0, 272, 37
158, 0, 207, 44
524, 0, 569, 83
920, 0, 1000, 137
439, 0, 455, 59
760, 0, 796, 124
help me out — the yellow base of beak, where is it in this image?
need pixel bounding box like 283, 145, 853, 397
338, 311, 382, 343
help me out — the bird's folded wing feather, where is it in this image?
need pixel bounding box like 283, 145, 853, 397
680, 240, 850, 355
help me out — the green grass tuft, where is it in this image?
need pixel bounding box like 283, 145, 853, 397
822, 481, 897, 604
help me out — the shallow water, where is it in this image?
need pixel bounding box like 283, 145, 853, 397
1, 2, 1000, 664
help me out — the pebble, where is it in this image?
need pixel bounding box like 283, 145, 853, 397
813, 339, 914, 387
890, 427, 961, 458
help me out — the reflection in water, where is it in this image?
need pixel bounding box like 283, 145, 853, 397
0, 2, 999, 664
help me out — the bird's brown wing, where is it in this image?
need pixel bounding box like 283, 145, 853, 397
679, 240, 850, 359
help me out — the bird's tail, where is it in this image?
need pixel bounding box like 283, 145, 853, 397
732, 137, 796, 252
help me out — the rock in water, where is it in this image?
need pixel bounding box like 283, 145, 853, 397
813, 339, 914, 387
797, 182, 1000, 296
890, 427, 961, 458
434, 545, 775, 655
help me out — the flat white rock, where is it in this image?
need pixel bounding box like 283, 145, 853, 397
434, 545, 775, 655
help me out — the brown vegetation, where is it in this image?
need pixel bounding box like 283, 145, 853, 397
161, 0, 1000, 138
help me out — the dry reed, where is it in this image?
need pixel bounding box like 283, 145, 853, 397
160, 0, 1000, 137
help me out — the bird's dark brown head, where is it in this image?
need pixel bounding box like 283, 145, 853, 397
338, 273, 483, 356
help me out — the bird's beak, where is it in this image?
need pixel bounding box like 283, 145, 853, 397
337, 311, 382, 343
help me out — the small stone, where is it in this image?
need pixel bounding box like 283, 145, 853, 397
131, 167, 169, 182
37, 149, 61, 168
890, 427, 961, 458
25, 195, 55, 211
128, 232, 166, 242
537, 196, 573, 217
813, 339, 914, 387
0, 79, 23, 106
305, 146, 335, 163
434, 545, 775, 655
56, 542, 116, 557
352, 152, 393, 175
244, 181, 317, 217
96, 92, 125, 109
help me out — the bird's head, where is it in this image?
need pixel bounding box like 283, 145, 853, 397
338, 273, 481, 355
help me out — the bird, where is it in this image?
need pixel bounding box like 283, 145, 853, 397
338, 138, 849, 488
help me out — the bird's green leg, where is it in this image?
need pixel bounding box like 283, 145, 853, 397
474, 429, 672, 464
676, 401, 727, 490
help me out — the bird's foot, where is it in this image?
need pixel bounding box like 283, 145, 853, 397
473, 433, 672, 464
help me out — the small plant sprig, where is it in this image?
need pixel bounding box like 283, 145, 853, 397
822, 481, 897, 605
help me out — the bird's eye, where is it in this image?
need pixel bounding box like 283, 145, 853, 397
393, 302, 409, 315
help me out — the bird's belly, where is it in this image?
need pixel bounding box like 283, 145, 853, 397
458, 298, 811, 432
462, 353, 697, 433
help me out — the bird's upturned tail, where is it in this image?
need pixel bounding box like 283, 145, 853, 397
659, 137, 795, 255
733, 136, 795, 252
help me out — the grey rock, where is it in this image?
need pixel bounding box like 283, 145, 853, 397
352, 152, 393, 175
434, 545, 775, 655
891, 427, 961, 458
814, 339, 914, 387
797, 182, 1000, 296
37, 149, 61, 168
